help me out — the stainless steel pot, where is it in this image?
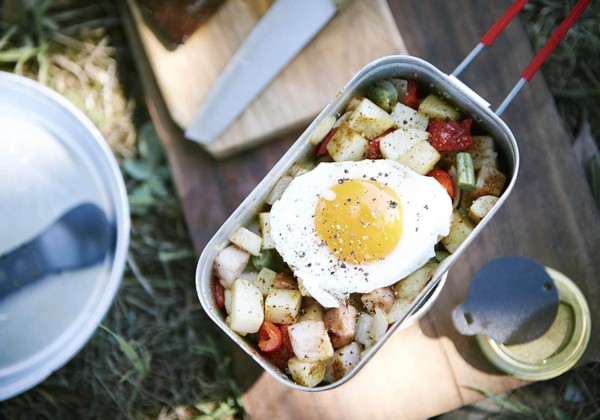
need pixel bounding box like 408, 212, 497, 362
195, 55, 519, 391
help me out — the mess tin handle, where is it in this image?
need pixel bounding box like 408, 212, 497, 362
451, 0, 591, 116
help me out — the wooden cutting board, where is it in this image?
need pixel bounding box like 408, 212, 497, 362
121, 0, 600, 417
128, 0, 406, 158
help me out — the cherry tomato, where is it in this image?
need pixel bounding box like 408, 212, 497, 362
368, 139, 383, 159
258, 321, 283, 353
368, 128, 394, 160
213, 279, 225, 309
404, 80, 419, 109
427, 169, 455, 198
316, 127, 339, 157
428, 119, 473, 152
266, 324, 294, 369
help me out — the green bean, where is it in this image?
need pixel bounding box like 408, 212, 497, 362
366, 80, 398, 112
457, 152, 476, 191
252, 249, 286, 272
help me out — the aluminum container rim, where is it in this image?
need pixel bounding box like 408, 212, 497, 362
196, 55, 520, 391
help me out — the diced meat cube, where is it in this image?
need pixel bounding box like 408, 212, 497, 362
288, 320, 334, 362
361, 287, 394, 314
229, 227, 262, 256
274, 273, 299, 290
214, 245, 250, 288
471, 166, 506, 200
298, 297, 325, 322
323, 304, 358, 349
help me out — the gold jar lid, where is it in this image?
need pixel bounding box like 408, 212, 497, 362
477, 267, 591, 381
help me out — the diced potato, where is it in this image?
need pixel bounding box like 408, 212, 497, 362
394, 262, 438, 302
288, 320, 334, 362
254, 267, 277, 297
469, 195, 499, 223
472, 135, 495, 150
230, 227, 262, 256
391, 102, 429, 131
224, 289, 232, 314
471, 166, 507, 200
288, 158, 317, 177
441, 210, 475, 253
347, 98, 395, 138
298, 297, 325, 322
214, 245, 250, 288
265, 289, 302, 324
265, 175, 293, 205
396, 140, 441, 175
326, 123, 369, 162
387, 299, 411, 324
379, 128, 430, 160
238, 270, 258, 282
355, 312, 373, 346
360, 287, 394, 314
309, 115, 336, 146
471, 135, 498, 170
334, 111, 353, 128
325, 341, 362, 383
288, 357, 327, 388
418, 94, 461, 121
258, 213, 275, 250
471, 147, 498, 170
227, 279, 264, 335
366, 308, 388, 348
297, 278, 311, 297
345, 96, 365, 113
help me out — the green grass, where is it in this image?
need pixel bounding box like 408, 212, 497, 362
0, 1, 242, 418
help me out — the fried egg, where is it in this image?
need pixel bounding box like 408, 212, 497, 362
269, 159, 452, 308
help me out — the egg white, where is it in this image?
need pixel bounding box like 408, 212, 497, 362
269, 160, 452, 308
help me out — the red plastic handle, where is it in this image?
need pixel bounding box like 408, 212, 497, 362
480, 0, 529, 46
522, 0, 591, 81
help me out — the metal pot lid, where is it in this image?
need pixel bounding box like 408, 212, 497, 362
0, 72, 130, 400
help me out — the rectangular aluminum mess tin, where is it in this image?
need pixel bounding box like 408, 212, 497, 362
195, 55, 520, 391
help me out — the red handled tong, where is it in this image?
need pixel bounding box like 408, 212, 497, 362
451, 0, 592, 116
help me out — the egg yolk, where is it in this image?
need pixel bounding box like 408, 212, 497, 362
314, 179, 403, 265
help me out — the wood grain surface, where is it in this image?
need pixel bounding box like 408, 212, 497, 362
130, 0, 406, 157
122, 1, 600, 418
